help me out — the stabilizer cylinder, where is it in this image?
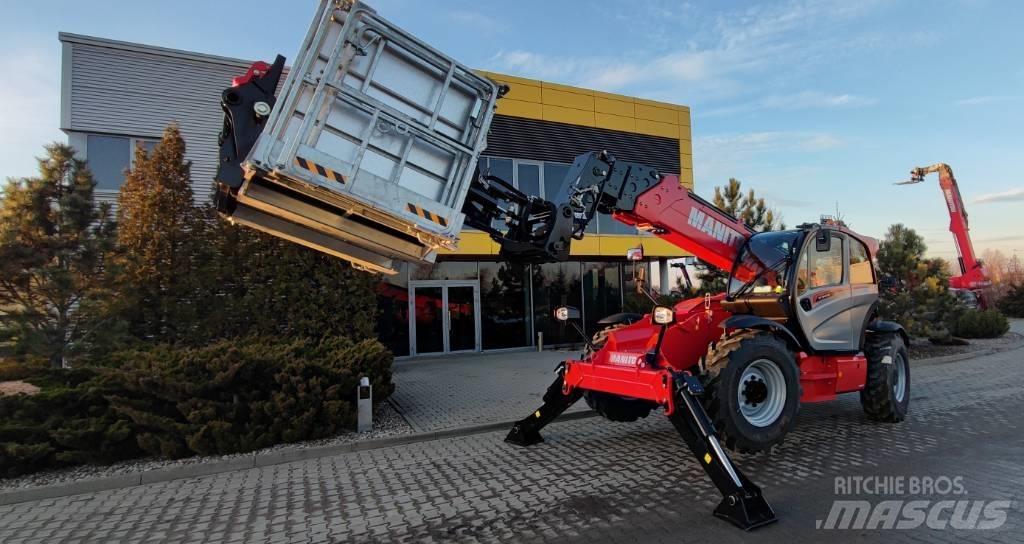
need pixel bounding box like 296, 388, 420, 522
505, 365, 582, 447
667, 374, 777, 530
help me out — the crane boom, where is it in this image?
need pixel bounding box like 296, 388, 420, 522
464, 151, 754, 275
902, 164, 990, 290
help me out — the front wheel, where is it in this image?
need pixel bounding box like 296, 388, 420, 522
703, 331, 801, 452
861, 333, 910, 422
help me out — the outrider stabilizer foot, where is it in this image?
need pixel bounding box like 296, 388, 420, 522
667, 373, 778, 530
504, 364, 581, 447
714, 483, 777, 531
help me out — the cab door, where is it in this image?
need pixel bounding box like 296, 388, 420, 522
794, 231, 858, 351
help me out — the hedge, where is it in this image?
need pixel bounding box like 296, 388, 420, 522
949, 309, 1010, 339
0, 336, 393, 477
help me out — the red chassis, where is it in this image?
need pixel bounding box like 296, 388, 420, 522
562, 294, 868, 414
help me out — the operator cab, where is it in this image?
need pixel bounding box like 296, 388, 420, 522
722, 224, 879, 353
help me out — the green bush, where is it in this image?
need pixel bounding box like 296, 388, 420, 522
0, 358, 47, 382
998, 283, 1024, 318
0, 337, 393, 477
949, 309, 1010, 339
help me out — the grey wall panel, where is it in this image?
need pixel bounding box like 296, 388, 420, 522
485, 115, 681, 174
65, 40, 251, 201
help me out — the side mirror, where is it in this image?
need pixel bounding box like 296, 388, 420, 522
652, 306, 675, 325
815, 229, 831, 252
626, 246, 644, 261
554, 306, 581, 321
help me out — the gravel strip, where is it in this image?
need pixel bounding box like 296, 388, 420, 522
909, 331, 1023, 360
0, 401, 412, 491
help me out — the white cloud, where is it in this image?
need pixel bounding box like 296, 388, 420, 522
974, 187, 1024, 204
703, 91, 876, 117
695, 131, 844, 156
0, 46, 64, 180
484, 0, 895, 105
447, 10, 505, 32
955, 95, 1021, 106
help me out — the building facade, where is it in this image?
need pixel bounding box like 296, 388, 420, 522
59, 33, 694, 357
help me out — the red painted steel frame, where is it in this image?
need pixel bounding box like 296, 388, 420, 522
560, 295, 869, 410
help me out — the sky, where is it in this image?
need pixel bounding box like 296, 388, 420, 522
1, 0, 1022, 263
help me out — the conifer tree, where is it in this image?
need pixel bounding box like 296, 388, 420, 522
116, 124, 203, 343
696, 178, 784, 293
0, 144, 118, 366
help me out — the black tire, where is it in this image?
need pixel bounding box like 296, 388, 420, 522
703, 330, 800, 452
860, 333, 910, 422
582, 322, 655, 422
584, 391, 655, 422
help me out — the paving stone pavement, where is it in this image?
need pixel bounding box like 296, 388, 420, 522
390, 350, 588, 432
1, 346, 1023, 543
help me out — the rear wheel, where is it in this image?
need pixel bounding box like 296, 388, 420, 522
861, 333, 910, 422
583, 322, 655, 422
703, 331, 800, 452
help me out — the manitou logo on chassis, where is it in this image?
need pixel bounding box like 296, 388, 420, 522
608, 352, 642, 367
688, 207, 744, 246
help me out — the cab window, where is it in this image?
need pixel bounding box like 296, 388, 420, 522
849, 239, 874, 284
797, 236, 844, 293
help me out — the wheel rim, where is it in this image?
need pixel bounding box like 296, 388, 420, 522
893, 352, 907, 403
738, 358, 787, 428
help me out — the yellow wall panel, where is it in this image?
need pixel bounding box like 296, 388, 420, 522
596, 235, 687, 258
678, 123, 692, 142
635, 118, 678, 138
476, 70, 539, 88
594, 96, 634, 117
595, 112, 635, 132
677, 109, 692, 127
446, 231, 499, 256
680, 168, 694, 189
568, 235, 600, 256
542, 104, 595, 126
495, 98, 543, 119
634, 103, 678, 123
680, 152, 693, 170
542, 88, 594, 111
499, 81, 542, 103
541, 80, 593, 95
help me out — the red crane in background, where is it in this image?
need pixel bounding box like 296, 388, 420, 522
897, 163, 992, 307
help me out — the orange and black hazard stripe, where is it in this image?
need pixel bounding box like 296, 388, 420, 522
295, 157, 345, 184
407, 203, 448, 227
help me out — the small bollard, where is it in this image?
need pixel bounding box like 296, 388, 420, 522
537, 332, 544, 352
357, 377, 372, 433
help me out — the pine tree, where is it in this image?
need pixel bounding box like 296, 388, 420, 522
696, 178, 784, 293
116, 124, 204, 343
0, 144, 118, 367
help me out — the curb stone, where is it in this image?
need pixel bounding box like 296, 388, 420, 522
0, 410, 597, 506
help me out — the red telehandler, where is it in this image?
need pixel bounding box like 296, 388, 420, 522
897, 163, 993, 307
213, 0, 911, 531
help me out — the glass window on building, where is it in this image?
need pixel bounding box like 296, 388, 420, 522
582, 262, 623, 335
516, 162, 541, 196
532, 262, 583, 346
543, 162, 570, 201
87, 134, 131, 190
479, 261, 531, 349
622, 261, 656, 314
375, 263, 410, 357
410, 261, 478, 281
482, 156, 513, 185
598, 212, 640, 235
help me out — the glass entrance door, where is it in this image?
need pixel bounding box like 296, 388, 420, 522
409, 281, 480, 355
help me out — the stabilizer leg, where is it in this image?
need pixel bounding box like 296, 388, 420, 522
666, 374, 777, 531
505, 365, 582, 447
